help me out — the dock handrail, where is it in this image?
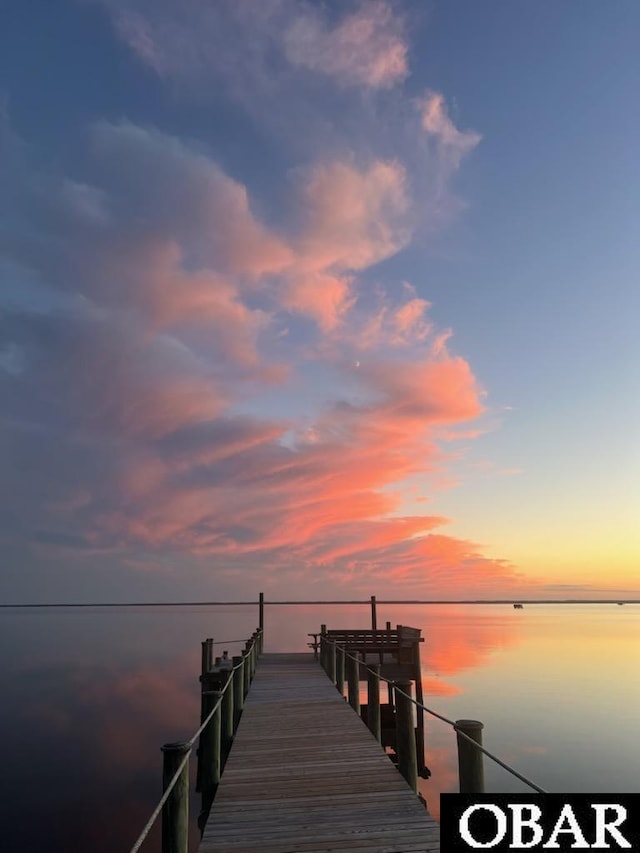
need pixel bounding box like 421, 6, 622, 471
320, 633, 547, 794
128, 627, 263, 853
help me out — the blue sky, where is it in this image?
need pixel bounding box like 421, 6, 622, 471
1, 0, 638, 601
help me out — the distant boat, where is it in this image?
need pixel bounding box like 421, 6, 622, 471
617, 602, 624, 606
513, 603, 523, 609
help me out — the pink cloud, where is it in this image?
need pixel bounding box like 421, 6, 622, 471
81, 125, 412, 334
419, 90, 482, 167
297, 158, 410, 271
277, 157, 411, 328
89, 121, 293, 278
357, 356, 484, 425
55, 338, 529, 598
103, 0, 408, 106
114, 10, 163, 74
0, 57, 511, 600
279, 270, 355, 331
341, 284, 432, 350
283, 1, 408, 89
390, 297, 432, 342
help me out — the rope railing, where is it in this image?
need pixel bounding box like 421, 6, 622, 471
187, 654, 244, 748
129, 750, 191, 853
127, 627, 263, 853
320, 633, 546, 795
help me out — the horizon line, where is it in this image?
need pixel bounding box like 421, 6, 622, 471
1, 599, 639, 607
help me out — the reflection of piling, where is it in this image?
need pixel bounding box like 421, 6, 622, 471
456, 719, 485, 793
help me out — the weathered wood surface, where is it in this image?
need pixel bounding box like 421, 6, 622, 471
200, 653, 439, 853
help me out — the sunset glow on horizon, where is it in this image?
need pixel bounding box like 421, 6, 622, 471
1, 1, 637, 602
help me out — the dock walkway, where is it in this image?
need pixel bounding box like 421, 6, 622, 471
199, 653, 440, 853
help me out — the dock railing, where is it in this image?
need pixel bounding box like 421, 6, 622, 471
319, 631, 546, 797
128, 627, 263, 853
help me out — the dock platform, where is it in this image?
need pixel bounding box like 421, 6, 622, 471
199, 652, 440, 853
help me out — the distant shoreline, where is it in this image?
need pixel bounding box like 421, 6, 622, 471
1, 599, 638, 607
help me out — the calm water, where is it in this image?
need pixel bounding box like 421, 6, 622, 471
1, 604, 638, 851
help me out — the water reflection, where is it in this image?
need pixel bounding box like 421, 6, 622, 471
1, 604, 638, 848
0, 606, 258, 852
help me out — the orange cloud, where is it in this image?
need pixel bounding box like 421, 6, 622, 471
69, 342, 525, 597
358, 356, 484, 425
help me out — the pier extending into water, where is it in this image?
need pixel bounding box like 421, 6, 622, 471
129, 593, 545, 853
200, 652, 439, 852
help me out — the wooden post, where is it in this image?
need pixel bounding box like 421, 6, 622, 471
327, 638, 336, 684
367, 663, 381, 742
456, 719, 485, 793
197, 639, 210, 792
336, 644, 345, 697
394, 680, 418, 793
412, 635, 426, 778
161, 742, 190, 853
200, 691, 222, 800
206, 638, 214, 672
370, 595, 377, 630
320, 624, 327, 671
259, 591, 264, 628
347, 651, 360, 714
253, 634, 259, 676
243, 647, 251, 697
221, 673, 234, 760
232, 655, 244, 725
385, 621, 393, 704
247, 636, 254, 680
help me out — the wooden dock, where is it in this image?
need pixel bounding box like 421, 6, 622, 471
199, 653, 440, 853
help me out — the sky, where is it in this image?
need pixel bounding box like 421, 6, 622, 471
1, 0, 638, 602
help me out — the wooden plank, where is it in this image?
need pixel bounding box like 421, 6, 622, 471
199, 653, 439, 853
